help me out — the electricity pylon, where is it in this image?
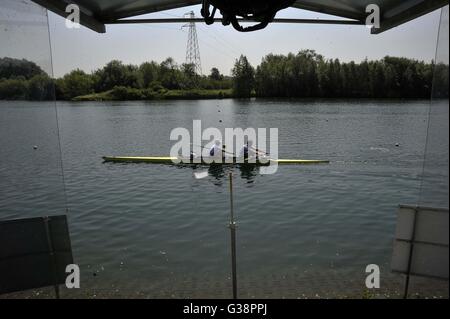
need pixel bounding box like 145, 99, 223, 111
183, 11, 202, 75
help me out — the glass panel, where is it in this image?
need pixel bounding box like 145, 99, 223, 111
0, 1, 66, 219
0, 0, 67, 297
406, 5, 449, 299
419, 6, 449, 208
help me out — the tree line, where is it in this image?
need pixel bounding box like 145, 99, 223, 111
233, 50, 448, 99
0, 52, 448, 101
0, 57, 232, 100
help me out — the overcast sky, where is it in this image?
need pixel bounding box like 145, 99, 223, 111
36, 5, 449, 77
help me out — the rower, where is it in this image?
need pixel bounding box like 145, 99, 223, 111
239, 140, 254, 160
209, 140, 222, 158
222, 144, 227, 163
239, 140, 266, 160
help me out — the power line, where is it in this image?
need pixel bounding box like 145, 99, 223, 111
137, 10, 242, 66
198, 25, 242, 58
197, 36, 237, 62
159, 11, 182, 18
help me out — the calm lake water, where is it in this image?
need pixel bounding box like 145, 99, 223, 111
1, 99, 448, 298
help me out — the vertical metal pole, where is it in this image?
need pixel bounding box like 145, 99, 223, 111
403, 207, 418, 299
44, 216, 60, 299
229, 172, 238, 299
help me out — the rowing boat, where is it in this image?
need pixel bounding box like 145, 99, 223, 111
102, 156, 330, 165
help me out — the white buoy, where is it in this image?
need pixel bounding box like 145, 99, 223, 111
33, 145, 38, 150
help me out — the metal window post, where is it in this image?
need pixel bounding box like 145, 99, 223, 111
228, 172, 238, 299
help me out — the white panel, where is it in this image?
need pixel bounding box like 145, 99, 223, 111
392, 242, 449, 278
391, 240, 410, 273
392, 206, 449, 279
412, 243, 449, 279
395, 206, 415, 241
416, 209, 449, 245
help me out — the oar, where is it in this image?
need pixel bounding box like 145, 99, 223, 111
191, 143, 271, 159
256, 148, 270, 156
249, 146, 270, 157
191, 143, 236, 157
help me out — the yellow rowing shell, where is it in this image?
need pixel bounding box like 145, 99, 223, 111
102, 156, 330, 165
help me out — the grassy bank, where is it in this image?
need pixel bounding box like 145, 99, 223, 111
73, 87, 234, 101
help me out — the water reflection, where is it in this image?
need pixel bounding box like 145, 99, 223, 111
237, 165, 258, 183
179, 163, 259, 186
207, 165, 226, 184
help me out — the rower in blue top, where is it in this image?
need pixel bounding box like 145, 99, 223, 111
209, 140, 228, 163
210, 140, 222, 157
239, 140, 266, 161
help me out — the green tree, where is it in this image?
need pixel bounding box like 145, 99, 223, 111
180, 63, 198, 89
232, 55, 255, 98
28, 74, 54, 100
432, 62, 449, 98
369, 62, 385, 98
0, 78, 28, 99
138, 62, 159, 88
159, 58, 182, 89
209, 68, 223, 81
56, 69, 93, 99
94, 60, 139, 92
0, 57, 44, 80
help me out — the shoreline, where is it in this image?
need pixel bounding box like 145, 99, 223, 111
1, 273, 447, 299
72, 88, 234, 102
0, 96, 443, 103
